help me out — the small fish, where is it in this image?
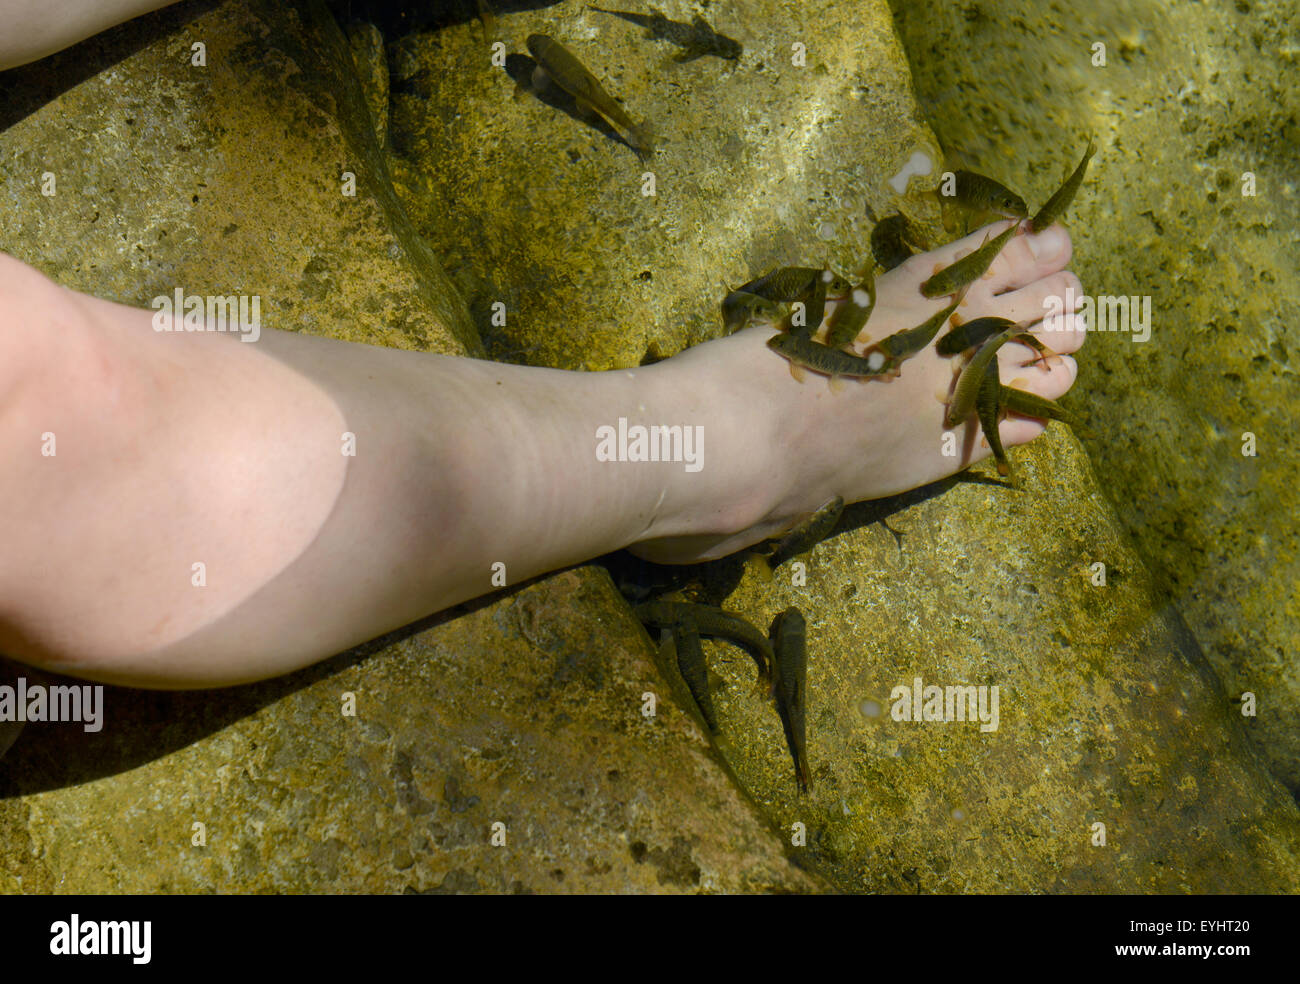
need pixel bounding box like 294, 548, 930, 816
526, 34, 654, 161
721, 289, 786, 332
823, 274, 876, 350
944, 326, 1018, 429
765, 495, 845, 572
769, 607, 810, 793
1000, 385, 1087, 433
975, 357, 1012, 478
921, 222, 1019, 299
589, 6, 742, 62
635, 601, 773, 683
870, 213, 926, 271
946, 170, 1029, 219
936, 315, 1056, 367
738, 266, 852, 304
768, 331, 895, 380
870, 281, 971, 367
785, 274, 826, 340
1029, 138, 1096, 233
669, 615, 717, 732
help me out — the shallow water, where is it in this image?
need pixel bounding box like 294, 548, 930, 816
0, 0, 1294, 894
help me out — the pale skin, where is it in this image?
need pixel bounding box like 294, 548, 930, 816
0, 3, 1086, 690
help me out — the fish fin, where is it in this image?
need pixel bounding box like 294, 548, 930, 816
788, 361, 806, 383
531, 64, 550, 91
934, 387, 950, 404
828, 374, 845, 394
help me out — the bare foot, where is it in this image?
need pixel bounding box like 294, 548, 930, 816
631, 221, 1085, 564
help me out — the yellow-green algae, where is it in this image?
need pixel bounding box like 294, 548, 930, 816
889, 0, 1300, 794
384, 0, 943, 368
0, 0, 475, 354
1, 568, 819, 893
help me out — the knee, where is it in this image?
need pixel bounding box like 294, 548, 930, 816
0, 252, 65, 385
0, 252, 119, 417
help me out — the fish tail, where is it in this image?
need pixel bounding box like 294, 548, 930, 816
796, 761, 811, 793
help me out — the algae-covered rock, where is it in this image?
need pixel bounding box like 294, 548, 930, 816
0, 568, 818, 893
2, 0, 1295, 895
345, 19, 389, 148
384, 0, 943, 368
676, 430, 1300, 892
384, 0, 1298, 891
888, 0, 1300, 794
0, 0, 476, 354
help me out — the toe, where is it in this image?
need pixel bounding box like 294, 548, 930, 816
995, 356, 1079, 450
983, 224, 1073, 294
974, 270, 1083, 327
1000, 351, 1078, 401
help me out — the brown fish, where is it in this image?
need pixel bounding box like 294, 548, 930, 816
945, 326, 1018, 429
921, 222, 1019, 299
635, 600, 773, 684
768, 331, 895, 380
765, 496, 845, 571
946, 169, 1029, 219
769, 607, 810, 793
526, 34, 654, 161
937, 314, 1056, 368
976, 356, 1012, 478
870, 281, 971, 367
1029, 138, 1096, 233
823, 275, 876, 350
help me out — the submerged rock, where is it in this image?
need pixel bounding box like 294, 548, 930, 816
0, 0, 475, 354
0, 568, 816, 893
688, 432, 1299, 892
0, 0, 1294, 894
384, 0, 942, 368
387, 0, 1299, 890
889, 0, 1300, 795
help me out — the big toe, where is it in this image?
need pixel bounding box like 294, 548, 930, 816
983, 224, 1073, 293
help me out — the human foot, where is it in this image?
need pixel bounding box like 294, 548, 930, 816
630, 221, 1086, 564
